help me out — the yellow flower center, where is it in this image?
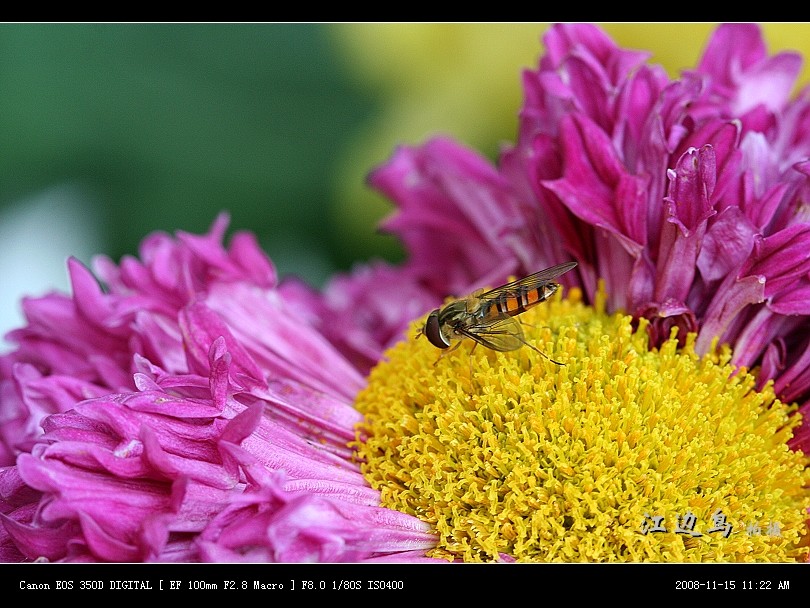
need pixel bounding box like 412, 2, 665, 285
352, 287, 810, 562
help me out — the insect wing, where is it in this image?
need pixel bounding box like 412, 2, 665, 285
477, 261, 577, 300
457, 315, 524, 352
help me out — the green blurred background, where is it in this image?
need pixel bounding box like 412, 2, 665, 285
2, 23, 809, 348
0, 24, 377, 287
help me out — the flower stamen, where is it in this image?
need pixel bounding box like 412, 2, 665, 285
353, 288, 810, 562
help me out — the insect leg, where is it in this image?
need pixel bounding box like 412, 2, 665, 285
468, 341, 478, 382
521, 338, 564, 366
432, 340, 463, 366
512, 318, 565, 365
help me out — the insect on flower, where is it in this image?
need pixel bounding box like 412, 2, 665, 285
418, 261, 578, 365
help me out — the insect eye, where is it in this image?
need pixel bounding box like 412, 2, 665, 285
424, 309, 450, 349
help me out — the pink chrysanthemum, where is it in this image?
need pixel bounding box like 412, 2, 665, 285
0, 215, 438, 562
370, 23, 810, 450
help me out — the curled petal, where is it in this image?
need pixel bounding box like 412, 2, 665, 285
696, 274, 766, 354
697, 206, 757, 282
696, 23, 802, 115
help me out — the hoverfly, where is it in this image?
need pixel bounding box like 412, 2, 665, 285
419, 261, 577, 365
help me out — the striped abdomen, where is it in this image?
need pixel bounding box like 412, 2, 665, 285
490, 282, 559, 318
